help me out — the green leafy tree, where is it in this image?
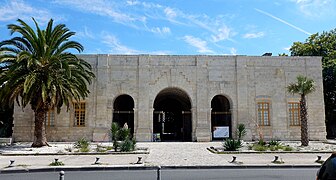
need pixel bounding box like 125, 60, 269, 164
287, 75, 315, 146
0, 18, 95, 147
278, 53, 288, 56
290, 29, 336, 138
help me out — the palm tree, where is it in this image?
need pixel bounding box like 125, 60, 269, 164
0, 18, 95, 147
287, 75, 315, 146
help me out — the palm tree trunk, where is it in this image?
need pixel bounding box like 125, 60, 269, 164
300, 94, 309, 146
32, 110, 48, 147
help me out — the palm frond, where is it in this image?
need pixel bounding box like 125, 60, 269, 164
287, 75, 316, 96
0, 18, 95, 112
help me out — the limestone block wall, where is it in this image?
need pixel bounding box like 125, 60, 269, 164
12, 55, 326, 142
236, 56, 326, 141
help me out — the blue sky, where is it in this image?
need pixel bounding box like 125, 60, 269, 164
0, 0, 335, 55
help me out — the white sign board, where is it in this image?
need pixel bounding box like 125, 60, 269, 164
213, 126, 229, 138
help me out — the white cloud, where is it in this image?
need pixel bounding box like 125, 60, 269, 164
141, 2, 162, 9
126, 0, 140, 6
179, 13, 236, 43
211, 26, 232, 42
230, 47, 237, 55
102, 33, 140, 54
149, 26, 171, 35
53, 0, 176, 36
164, 7, 177, 19
255, 8, 312, 35
141, 3, 235, 42
243, 32, 265, 39
284, 46, 291, 51
101, 32, 172, 54
53, 0, 144, 26
291, 0, 335, 18
0, 0, 54, 23
183, 35, 213, 53
51, 0, 236, 49
76, 26, 95, 39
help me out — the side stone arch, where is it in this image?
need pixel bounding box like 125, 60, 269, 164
210, 94, 233, 140
112, 94, 135, 136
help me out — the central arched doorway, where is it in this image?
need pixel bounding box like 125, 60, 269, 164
153, 88, 192, 142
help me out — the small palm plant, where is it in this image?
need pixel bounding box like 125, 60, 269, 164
110, 122, 136, 152
287, 75, 315, 146
237, 124, 247, 140
223, 124, 246, 151
111, 122, 120, 152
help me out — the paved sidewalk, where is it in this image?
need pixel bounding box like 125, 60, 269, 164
0, 142, 331, 173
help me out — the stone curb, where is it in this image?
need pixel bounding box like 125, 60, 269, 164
207, 148, 334, 154
0, 147, 149, 156
1, 148, 333, 156
0, 164, 321, 174
0, 151, 149, 156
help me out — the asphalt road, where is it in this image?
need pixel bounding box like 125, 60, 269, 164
0, 168, 318, 180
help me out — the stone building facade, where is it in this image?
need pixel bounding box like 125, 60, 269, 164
13, 55, 326, 142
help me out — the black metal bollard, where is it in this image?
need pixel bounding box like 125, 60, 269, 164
157, 166, 161, 180
136, 157, 143, 164
9, 160, 15, 167
95, 157, 100, 164
316, 155, 322, 162
230, 156, 237, 163
59, 171, 65, 180
272, 156, 279, 163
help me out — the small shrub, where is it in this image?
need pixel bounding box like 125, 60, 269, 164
223, 139, 242, 151
269, 145, 282, 151
80, 146, 90, 152
253, 144, 268, 151
74, 137, 90, 149
268, 140, 280, 146
49, 160, 64, 166
257, 139, 266, 146
283, 146, 293, 151
120, 138, 136, 152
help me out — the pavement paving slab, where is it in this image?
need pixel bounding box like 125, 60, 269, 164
0, 141, 334, 173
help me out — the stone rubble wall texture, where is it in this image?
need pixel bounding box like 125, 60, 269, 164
12, 55, 327, 142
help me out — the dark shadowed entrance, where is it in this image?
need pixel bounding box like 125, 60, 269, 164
113, 95, 134, 136
153, 88, 192, 142
211, 95, 232, 140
